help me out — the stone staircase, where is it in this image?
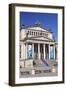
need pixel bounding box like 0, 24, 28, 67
34, 59, 49, 67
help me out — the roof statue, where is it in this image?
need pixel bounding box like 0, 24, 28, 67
34, 21, 41, 27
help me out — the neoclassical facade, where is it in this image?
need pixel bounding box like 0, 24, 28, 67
20, 25, 57, 68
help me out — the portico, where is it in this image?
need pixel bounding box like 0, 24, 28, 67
25, 42, 56, 60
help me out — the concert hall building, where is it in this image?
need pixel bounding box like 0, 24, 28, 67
19, 23, 57, 68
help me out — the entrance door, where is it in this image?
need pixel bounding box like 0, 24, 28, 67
45, 44, 49, 59
40, 44, 44, 60
34, 43, 38, 59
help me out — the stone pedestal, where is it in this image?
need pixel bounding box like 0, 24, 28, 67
25, 59, 33, 68
31, 69, 35, 75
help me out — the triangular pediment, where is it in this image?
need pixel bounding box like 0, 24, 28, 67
28, 36, 54, 42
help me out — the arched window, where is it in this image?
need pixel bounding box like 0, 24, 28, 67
28, 31, 29, 34
38, 32, 39, 36
32, 32, 33, 35
36, 32, 37, 36
34, 32, 35, 36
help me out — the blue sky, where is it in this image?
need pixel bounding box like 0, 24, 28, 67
20, 12, 58, 41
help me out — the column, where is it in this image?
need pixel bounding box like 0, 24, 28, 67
38, 43, 40, 60
49, 44, 50, 60
43, 44, 45, 60
55, 45, 57, 59
20, 43, 21, 59
32, 43, 34, 59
